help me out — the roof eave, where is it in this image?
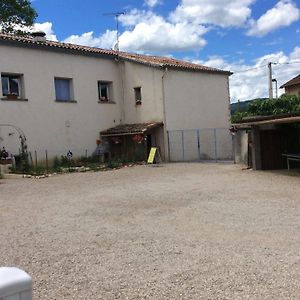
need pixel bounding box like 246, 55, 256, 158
0, 37, 118, 60
161, 64, 232, 75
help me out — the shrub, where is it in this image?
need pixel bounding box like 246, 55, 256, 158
231, 94, 300, 123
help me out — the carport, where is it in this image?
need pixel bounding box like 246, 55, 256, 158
234, 113, 300, 170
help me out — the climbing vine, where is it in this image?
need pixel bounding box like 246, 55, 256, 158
231, 94, 300, 123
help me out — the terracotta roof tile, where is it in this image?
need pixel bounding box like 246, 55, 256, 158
280, 74, 300, 88
118, 51, 231, 74
100, 122, 163, 136
0, 33, 232, 75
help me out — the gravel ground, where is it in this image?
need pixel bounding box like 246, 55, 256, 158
0, 163, 300, 299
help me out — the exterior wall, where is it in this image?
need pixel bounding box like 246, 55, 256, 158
120, 61, 165, 158
234, 130, 248, 165
0, 43, 231, 163
122, 61, 164, 124
164, 69, 231, 160
285, 85, 300, 96
164, 70, 230, 130
251, 126, 262, 170
0, 45, 122, 159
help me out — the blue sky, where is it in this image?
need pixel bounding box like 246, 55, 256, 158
31, 0, 300, 102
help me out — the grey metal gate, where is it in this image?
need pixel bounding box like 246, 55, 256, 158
167, 128, 234, 162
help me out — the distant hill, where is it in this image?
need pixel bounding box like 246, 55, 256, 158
230, 98, 268, 114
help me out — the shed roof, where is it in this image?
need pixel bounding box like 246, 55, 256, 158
280, 74, 300, 88
100, 122, 163, 136
0, 33, 232, 75
233, 112, 300, 126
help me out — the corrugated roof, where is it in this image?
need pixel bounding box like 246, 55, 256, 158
0, 33, 232, 75
280, 74, 300, 88
233, 112, 300, 126
100, 122, 163, 136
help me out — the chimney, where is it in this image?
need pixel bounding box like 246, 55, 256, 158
31, 31, 46, 42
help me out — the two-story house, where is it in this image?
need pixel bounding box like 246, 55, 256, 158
0, 33, 232, 162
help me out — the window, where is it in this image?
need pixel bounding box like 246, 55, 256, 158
98, 81, 112, 102
134, 87, 142, 105
1, 74, 22, 98
54, 78, 73, 102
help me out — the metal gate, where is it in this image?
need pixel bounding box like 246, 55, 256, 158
167, 128, 234, 162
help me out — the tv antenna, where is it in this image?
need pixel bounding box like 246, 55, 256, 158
103, 12, 125, 51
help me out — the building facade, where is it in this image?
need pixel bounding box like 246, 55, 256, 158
280, 74, 300, 96
0, 33, 232, 163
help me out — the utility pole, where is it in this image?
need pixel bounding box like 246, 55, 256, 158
103, 12, 125, 52
268, 62, 273, 99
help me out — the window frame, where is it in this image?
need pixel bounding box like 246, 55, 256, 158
98, 81, 113, 103
54, 77, 75, 103
1, 73, 23, 100
134, 87, 142, 105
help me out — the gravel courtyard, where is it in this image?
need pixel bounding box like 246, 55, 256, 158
0, 163, 300, 299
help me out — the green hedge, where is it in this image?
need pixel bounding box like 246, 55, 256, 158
231, 94, 300, 123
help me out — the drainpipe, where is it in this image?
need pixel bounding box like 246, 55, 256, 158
161, 67, 169, 161
117, 59, 126, 124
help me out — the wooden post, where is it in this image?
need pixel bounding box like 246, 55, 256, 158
34, 150, 37, 168
45, 150, 48, 174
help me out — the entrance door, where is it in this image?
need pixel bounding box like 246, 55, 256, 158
260, 130, 285, 170
146, 134, 152, 156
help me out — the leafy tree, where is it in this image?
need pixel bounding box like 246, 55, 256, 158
231, 94, 300, 123
0, 0, 37, 35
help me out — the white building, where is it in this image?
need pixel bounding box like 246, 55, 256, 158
0, 33, 232, 163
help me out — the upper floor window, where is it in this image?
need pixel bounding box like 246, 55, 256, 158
1, 74, 22, 99
134, 87, 142, 105
98, 81, 112, 102
54, 78, 73, 102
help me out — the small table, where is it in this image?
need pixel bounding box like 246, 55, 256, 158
282, 153, 300, 171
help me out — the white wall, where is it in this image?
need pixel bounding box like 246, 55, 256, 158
164, 69, 232, 160
121, 61, 164, 124
285, 85, 300, 96
0, 43, 231, 162
164, 70, 230, 130
0, 45, 122, 159
234, 130, 249, 165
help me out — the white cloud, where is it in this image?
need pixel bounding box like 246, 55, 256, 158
61, 9, 205, 53
170, 0, 255, 27
192, 47, 300, 102
119, 14, 208, 53
33, 22, 57, 41
145, 0, 161, 8
64, 30, 117, 49
119, 9, 155, 26
247, 0, 300, 37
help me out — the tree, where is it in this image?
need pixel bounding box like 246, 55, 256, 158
0, 0, 37, 35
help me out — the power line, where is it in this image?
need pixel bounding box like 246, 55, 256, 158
273, 61, 300, 66
232, 64, 268, 74
231, 60, 300, 74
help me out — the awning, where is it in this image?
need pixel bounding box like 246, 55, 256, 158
100, 122, 163, 137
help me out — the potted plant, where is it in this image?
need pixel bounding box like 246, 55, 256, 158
6, 93, 18, 100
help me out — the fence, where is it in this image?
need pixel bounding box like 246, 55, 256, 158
9, 148, 98, 171
167, 128, 234, 162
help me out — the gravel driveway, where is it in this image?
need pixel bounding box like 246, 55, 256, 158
0, 163, 300, 299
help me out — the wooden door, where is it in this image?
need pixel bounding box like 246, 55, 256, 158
260, 130, 285, 170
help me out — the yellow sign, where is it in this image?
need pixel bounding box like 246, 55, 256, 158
147, 147, 157, 164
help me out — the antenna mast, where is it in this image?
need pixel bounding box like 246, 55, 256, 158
103, 12, 125, 51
